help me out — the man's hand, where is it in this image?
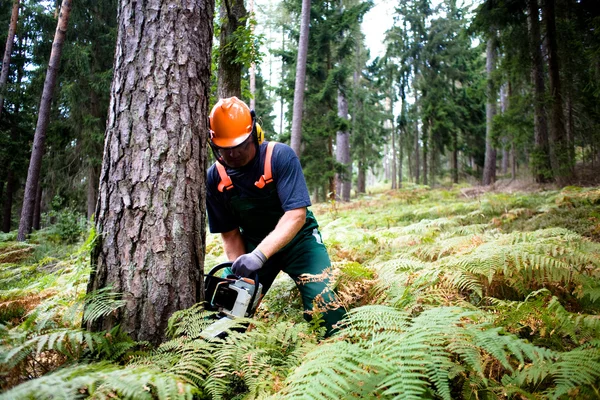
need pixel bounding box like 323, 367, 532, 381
231, 249, 267, 277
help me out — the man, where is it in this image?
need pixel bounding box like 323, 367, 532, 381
205, 96, 344, 336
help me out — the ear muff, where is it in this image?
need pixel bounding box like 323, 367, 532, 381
255, 123, 264, 145
250, 109, 265, 145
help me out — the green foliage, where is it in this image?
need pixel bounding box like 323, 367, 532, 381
3, 186, 600, 398
40, 207, 87, 244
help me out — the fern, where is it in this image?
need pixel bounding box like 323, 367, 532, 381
82, 287, 126, 324
0, 361, 197, 400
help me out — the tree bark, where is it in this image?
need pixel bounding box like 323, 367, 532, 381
357, 160, 366, 194
248, 0, 256, 109
335, 90, 350, 201
398, 127, 403, 188
217, 0, 247, 98
528, 0, 551, 183
32, 182, 42, 231
422, 120, 429, 186
17, 0, 72, 241
414, 119, 420, 184
482, 35, 497, 186
290, 0, 311, 157
390, 97, 397, 190
0, 0, 20, 115
86, 0, 213, 346
543, 0, 571, 186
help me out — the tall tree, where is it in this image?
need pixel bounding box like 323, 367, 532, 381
527, 0, 551, 183
482, 32, 497, 185
17, 0, 72, 241
289, 0, 310, 157
86, 0, 213, 345
217, 0, 247, 98
543, 0, 571, 185
0, 0, 19, 114
335, 89, 350, 201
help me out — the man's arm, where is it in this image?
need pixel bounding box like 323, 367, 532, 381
221, 229, 246, 261
221, 207, 306, 261
256, 207, 306, 259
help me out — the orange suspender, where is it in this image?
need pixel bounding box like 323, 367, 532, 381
215, 141, 277, 193
215, 162, 234, 192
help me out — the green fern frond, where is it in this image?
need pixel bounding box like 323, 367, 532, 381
277, 340, 383, 399
204, 321, 317, 399
166, 303, 220, 339
82, 287, 126, 324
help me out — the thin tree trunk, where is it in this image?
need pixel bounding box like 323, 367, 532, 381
398, 127, 403, 188
357, 160, 366, 194
328, 136, 335, 201
17, 0, 72, 241
87, 0, 212, 346
0, 0, 20, 114
511, 142, 516, 179
2, 170, 14, 233
290, 0, 311, 157
218, 0, 247, 98
335, 89, 350, 201
500, 84, 508, 175
452, 135, 458, 184
249, 0, 256, 109
528, 0, 551, 183
544, 0, 571, 185
32, 182, 42, 231
482, 34, 497, 186
390, 97, 397, 190
414, 119, 420, 184
422, 120, 429, 186
279, 27, 285, 136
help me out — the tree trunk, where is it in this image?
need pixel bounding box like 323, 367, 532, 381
422, 120, 429, 186
500, 84, 508, 175
279, 27, 285, 136
86, 0, 213, 346
357, 160, 366, 194
543, 0, 571, 186
398, 127, 403, 188
290, 0, 311, 157
218, 0, 247, 98
32, 182, 42, 231
528, 0, 551, 183
482, 34, 497, 186
511, 142, 516, 180
87, 165, 98, 220
2, 170, 15, 233
452, 134, 458, 184
0, 0, 20, 114
335, 90, 350, 201
414, 118, 420, 184
17, 0, 72, 241
248, 0, 255, 109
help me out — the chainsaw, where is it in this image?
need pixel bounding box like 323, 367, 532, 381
201, 262, 263, 339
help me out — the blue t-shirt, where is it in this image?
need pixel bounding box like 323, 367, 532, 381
206, 142, 312, 234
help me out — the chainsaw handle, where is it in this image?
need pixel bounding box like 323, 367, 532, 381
205, 261, 260, 316
206, 261, 234, 277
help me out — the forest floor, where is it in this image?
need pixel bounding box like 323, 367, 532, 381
2, 183, 600, 399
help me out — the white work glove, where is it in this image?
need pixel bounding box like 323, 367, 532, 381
231, 249, 267, 277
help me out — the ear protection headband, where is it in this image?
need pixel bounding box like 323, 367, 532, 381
250, 110, 264, 145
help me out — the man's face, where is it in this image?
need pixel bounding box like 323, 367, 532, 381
215, 135, 256, 168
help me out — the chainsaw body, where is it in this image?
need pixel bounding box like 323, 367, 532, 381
202, 262, 262, 339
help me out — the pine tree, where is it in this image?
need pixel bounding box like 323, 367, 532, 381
87, 0, 213, 346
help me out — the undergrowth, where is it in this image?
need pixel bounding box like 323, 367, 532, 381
1, 185, 600, 399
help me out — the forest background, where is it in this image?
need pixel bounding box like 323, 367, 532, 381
1, 0, 600, 398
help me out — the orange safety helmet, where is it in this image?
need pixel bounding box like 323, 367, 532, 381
209, 97, 254, 148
